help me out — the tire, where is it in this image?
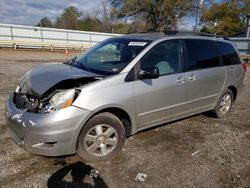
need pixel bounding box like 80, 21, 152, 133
212, 89, 234, 118
77, 112, 126, 162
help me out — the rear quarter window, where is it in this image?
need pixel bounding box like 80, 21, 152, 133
185, 39, 220, 71
217, 41, 241, 66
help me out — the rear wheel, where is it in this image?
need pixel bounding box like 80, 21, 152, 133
212, 89, 234, 118
77, 112, 126, 162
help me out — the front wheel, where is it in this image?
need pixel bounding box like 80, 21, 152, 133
77, 112, 126, 162
212, 89, 234, 118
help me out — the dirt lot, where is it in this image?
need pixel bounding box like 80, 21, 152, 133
0, 49, 249, 188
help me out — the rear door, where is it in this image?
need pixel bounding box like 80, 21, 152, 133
134, 39, 187, 129
183, 39, 226, 114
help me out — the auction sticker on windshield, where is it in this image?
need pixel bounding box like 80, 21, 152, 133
128, 42, 147, 46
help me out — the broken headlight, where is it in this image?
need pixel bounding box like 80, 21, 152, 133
41, 89, 77, 113
50, 89, 76, 110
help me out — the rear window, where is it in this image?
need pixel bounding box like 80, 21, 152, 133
185, 39, 220, 71
217, 41, 241, 65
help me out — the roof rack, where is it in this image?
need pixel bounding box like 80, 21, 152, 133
127, 30, 162, 34
165, 31, 229, 40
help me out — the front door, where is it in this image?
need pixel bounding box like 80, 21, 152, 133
134, 40, 187, 129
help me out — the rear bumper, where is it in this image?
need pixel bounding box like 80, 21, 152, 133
6, 94, 91, 157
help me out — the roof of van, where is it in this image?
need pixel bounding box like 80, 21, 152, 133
118, 32, 230, 42
120, 33, 166, 41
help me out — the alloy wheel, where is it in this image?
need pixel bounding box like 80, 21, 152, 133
84, 124, 118, 156
219, 94, 232, 114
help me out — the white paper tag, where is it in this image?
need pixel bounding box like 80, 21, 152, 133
128, 42, 147, 46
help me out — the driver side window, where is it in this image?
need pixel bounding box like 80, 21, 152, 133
140, 40, 181, 76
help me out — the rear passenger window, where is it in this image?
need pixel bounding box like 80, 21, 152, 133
185, 39, 220, 71
217, 41, 241, 65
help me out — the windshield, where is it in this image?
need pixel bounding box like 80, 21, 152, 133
73, 38, 151, 76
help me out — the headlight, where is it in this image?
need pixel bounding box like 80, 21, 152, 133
49, 89, 76, 110
15, 85, 20, 93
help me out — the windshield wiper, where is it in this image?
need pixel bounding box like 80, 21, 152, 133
66, 56, 105, 76
68, 56, 77, 65
65, 57, 89, 71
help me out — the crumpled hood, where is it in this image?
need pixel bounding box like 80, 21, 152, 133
19, 63, 99, 98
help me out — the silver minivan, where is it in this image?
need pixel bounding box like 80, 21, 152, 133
6, 32, 246, 161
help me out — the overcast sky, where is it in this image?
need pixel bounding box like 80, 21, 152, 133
0, 0, 102, 26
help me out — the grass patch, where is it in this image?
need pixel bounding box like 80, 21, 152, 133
13, 154, 31, 163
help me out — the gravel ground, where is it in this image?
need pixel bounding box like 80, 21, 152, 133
0, 49, 249, 188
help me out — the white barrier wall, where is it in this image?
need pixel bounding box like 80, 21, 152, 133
0, 23, 122, 49
230, 38, 250, 55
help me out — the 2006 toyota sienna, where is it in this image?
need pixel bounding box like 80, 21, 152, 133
6, 32, 246, 161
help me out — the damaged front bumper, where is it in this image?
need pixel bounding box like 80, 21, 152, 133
6, 94, 91, 157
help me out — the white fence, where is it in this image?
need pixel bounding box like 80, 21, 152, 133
1, 23, 247, 54
230, 38, 250, 55
0, 23, 122, 50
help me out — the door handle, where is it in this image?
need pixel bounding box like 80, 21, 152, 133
177, 77, 185, 83
188, 74, 197, 81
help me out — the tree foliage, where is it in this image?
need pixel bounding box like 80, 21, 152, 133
36, 1, 250, 35
109, 0, 194, 31
37, 17, 53, 28
55, 6, 81, 30
201, 0, 247, 36
77, 16, 102, 32
36, 1, 196, 33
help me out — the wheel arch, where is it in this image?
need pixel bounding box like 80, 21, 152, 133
228, 85, 237, 101
75, 105, 136, 151
97, 107, 133, 137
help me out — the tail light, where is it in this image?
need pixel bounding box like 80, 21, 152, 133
242, 63, 247, 72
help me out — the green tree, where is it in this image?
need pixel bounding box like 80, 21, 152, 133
201, 0, 245, 36
77, 16, 102, 32
97, 0, 121, 33
109, 0, 194, 31
241, 0, 250, 16
113, 23, 132, 33
55, 6, 81, 30
37, 17, 53, 27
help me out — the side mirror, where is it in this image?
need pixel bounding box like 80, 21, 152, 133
138, 67, 160, 80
